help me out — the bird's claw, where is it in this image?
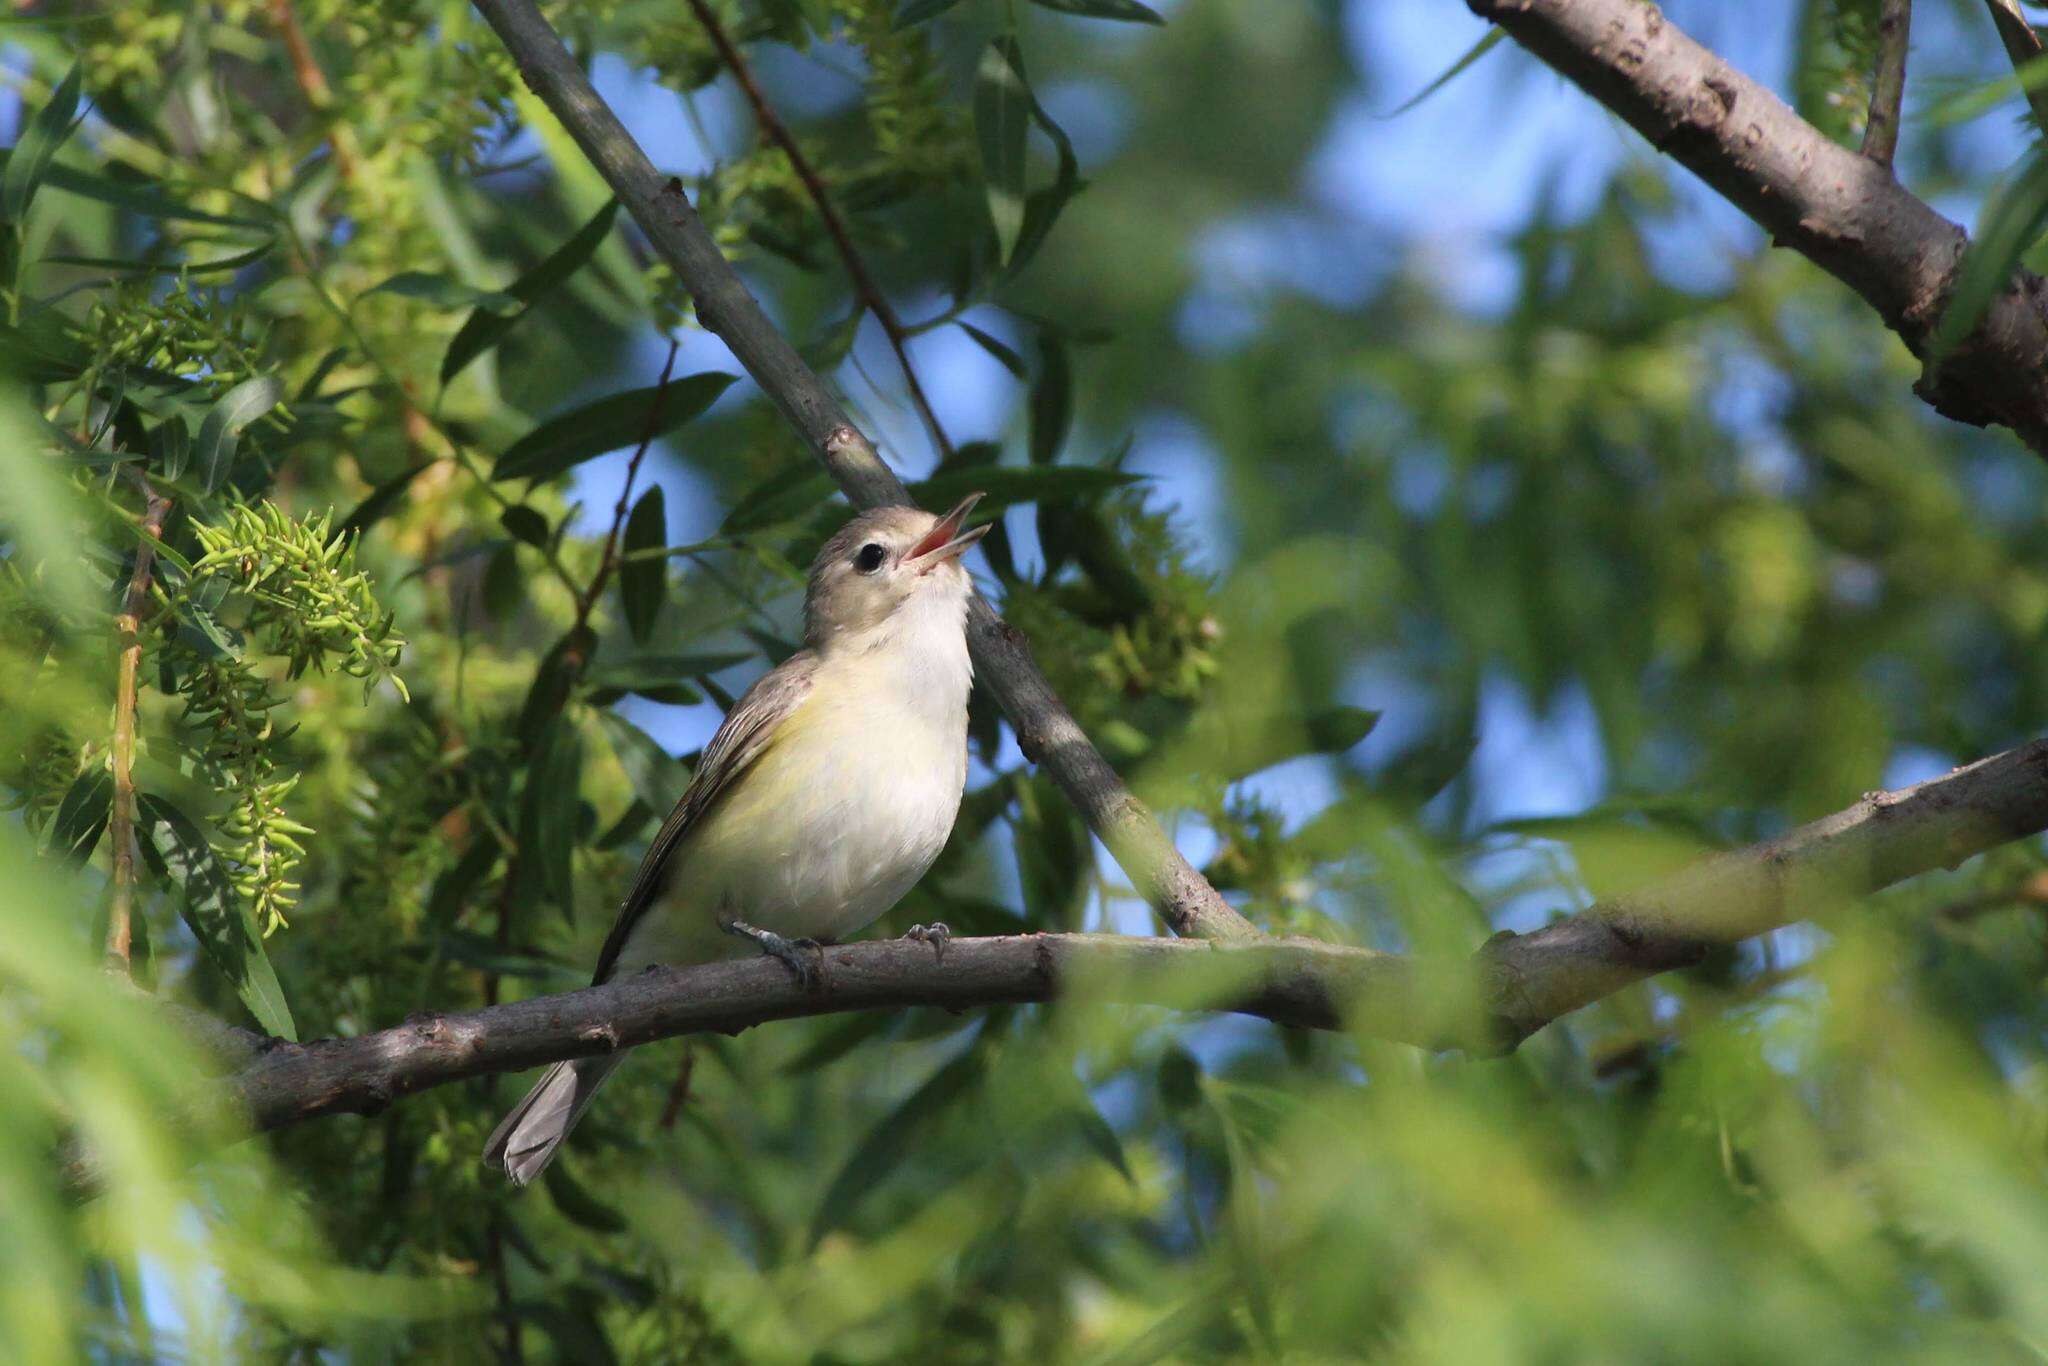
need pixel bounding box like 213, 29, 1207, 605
903, 921, 951, 963
723, 918, 826, 990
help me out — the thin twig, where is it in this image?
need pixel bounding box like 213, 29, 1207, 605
682, 0, 955, 462
471, 0, 1260, 941
265, 0, 361, 182
578, 337, 679, 622
106, 483, 172, 977
1983, 0, 2048, 141
1861, 0, 1911, 167
656, 1044, 695, 1130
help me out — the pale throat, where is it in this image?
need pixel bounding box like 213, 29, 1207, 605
826, 579, 974, 724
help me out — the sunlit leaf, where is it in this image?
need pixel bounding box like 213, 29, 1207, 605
975, 37, 1031, 265
137, 794, 296, 1040
0, 64, 80, 224
194, 376, 283, 492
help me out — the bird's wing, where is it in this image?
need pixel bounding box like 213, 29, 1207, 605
589, 649, 821, 984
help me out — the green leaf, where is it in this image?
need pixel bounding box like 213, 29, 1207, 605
194, 375, 283, 492
1, 64, 81, 224
544, 1156, 630, 1233
42, 238, 275, 278
520, 717, 584, 916
910, 462, 1139, 515
1028, 334, 1072, 465
958, 321, 1027, 378
45, 769, 110, 866
137, 794, 297, 1040
0, 155, 270, 227
1304, 705, 1381, 755
363, 271, 520, 314
593, 708, 688, 815
721, 462, 836, 533
975, 38, 1031, 265
1378, 28, 1504, 119
517, 626, 596, 746
335, 464, 425, 542
893, 0, 967, 27
1931, 150, 2048, 361
810, 1045, 986, 1246
995, 39, 1083, 278
442, 200, 622, 384
1027, 0, 1164, 22
499, 504, 552, 549
620, 485, 667, 644
494, 373, 737, 482
584, 651, 748, 705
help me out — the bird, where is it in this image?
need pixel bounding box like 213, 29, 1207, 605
484, 494, 989, 1185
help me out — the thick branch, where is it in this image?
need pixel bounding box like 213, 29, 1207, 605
1465, 0, 2048, 460
1982, 0, 2048, 141
469, 0, 1259, 942
211, 738, 2048, 1138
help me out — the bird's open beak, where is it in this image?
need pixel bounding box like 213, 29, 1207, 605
902, 492, 989, 574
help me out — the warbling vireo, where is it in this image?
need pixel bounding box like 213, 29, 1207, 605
484, 494, 990, 1184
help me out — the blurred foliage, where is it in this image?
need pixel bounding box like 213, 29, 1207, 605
4, 0, 2048, 1360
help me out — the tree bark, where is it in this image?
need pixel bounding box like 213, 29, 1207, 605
1466, 0, 2048, 460
203, 738, 2048, 1138
468, 0, 1258, 944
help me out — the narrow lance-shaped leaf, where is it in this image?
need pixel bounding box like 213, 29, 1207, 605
810, 1044, 988, 1247
195, 376, 284, 492
519, 717, 584, 918
494, 373, 737, 482
362, 271, 521, 314
0, 64, 81, 224
1027, 0, 1164, 22
975, 37, 1031, 265
1931, 149, 2048, 361
620, 484, 667, 644
46, 769, 110, 866
893, 0, 968, 30
1377, 28, 1505, 119
592, 707, 688, 815
1028, 333, 1072, 465
137, 794, 297, 1040
443, 198, 621, 384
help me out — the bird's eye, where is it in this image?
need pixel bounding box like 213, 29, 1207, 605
853, 542, 888, 574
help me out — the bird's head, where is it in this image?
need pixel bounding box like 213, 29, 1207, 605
804, 494, 988, 650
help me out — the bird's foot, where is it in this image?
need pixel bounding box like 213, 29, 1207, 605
903, 921, 951, 963
723, 918, 826, 990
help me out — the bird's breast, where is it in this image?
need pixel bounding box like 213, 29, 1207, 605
631, 653, 970, 964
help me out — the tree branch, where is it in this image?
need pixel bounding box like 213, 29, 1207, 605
203, 737, 2048, 1139
107, 483, 171, 976
1981, 0, 2048, 141
1465, 0, 2048, 461
468, 0, 1259, 942
682, 0, 955, 462
1860, 0, 1910, 168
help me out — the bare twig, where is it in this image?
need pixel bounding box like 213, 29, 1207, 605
1464, 0, 2048, 462
183, 737, 2048, 1142
1861, 0, 1911, 167
578, 337, 678, 622
265, 0, 361, 183
683, 0, 954, 461
106, 484, 172, 976
1982, 0, 2048, 141
469, 0, 1260, 942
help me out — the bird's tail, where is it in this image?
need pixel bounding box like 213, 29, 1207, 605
482, 1054, 626, 1186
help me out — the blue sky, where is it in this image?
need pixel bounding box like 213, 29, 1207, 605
551, 0, 2038, 947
